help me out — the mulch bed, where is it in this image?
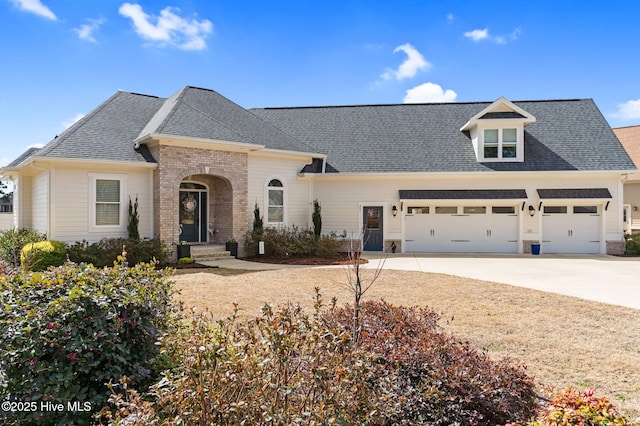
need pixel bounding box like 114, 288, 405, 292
244, 255, 368, 266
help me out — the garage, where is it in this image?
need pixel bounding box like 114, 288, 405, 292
405, 205, 519, 252
400, 189, 526, 253
541, 205, 601, 253
537, 188, 611, 254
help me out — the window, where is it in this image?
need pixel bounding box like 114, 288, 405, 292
267, 179, 284, 223
574, 206, 598, 214
483, 128, 518, 160
89, 173, 126, 231
502, 128, 517, 158
435, 206, 457, 214
484, 129, 498, 158
492, 206, 516, 214
463, 206, 486, 214
408, 207, 429, 214
543, 206, 567, 214
96, 180, 120, 225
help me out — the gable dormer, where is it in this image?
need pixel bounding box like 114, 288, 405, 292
460, 97, 536, 163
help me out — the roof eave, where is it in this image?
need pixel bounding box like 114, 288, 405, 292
136, 133, 266, 152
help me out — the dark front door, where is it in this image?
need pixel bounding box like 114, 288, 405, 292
179, 190, 207, 243
363, 206, 383, 251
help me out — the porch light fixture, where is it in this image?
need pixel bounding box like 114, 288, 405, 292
528, 205, 536, 217
392, 205, 398, 217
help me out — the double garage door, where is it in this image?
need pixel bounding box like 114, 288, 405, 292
405, 205, 518, 253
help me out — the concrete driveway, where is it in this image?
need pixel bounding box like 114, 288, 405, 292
361, 253, 640, 310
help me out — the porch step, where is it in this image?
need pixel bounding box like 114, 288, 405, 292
189, 245, 233, 262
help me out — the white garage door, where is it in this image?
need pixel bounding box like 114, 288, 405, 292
405, 205, 518, 253
541, 205, 600, 253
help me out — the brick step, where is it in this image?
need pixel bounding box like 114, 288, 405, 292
189, 245, 232, 262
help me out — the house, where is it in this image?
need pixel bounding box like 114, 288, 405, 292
0, 86, 636, 257
613, 125, 640, 233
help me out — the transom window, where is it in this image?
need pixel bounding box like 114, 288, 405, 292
267, 179, 284, 223
483, 128, 518, 159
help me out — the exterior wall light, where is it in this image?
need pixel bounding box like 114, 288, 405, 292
528, 205, 536, 217
392, 205, 398, 217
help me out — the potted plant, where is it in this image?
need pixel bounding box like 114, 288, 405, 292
177, 241, 190, 259
225, 238, 238, 258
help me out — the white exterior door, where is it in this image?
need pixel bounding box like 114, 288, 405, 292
404, 205, 518, 253
541, 205, 601, 253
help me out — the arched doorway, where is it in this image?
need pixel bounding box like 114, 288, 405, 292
179, 182, 208, 243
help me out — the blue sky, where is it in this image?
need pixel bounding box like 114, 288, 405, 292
2, 0, 640, 167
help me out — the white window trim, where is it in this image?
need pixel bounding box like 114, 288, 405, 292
88, 173, 127, 233
480, 125, 524, 162
264, 176, 286, 226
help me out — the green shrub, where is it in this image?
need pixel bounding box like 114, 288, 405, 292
66, 238, 169, 267
625, 232, 640, 255
504, 387, 631, 425
20, 240, 67, 271
0, 260, 178, 425
244, 226, 343, 258
0, 228, 47, 266
100, 296, 536, 425
177, 257, 195, 264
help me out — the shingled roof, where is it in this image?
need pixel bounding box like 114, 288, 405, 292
252, 99, 636, 173
4, 87, 636, 176
613, 125, 640, 180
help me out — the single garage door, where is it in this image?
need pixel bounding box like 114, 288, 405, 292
405, 205, 518, 253
541, 205, 600, 253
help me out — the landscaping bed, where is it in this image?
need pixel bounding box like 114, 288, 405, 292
173, 267, 640, 420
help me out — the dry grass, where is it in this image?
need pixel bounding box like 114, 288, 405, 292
172, 267, 640, 419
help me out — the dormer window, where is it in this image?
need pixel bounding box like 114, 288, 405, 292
483, 128, 518, 159
460, 97, 536, 164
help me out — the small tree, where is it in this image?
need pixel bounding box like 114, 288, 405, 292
344, 227, 386, 346
312, 199, 322, 238
253, 202, 263, 232
128, 196, 140, 240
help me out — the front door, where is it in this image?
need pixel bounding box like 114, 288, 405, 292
363, 206, 383, 251
179, 189, 208, 243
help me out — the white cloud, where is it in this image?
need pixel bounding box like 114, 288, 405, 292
614, 99, 640, 120
73, 18, 106, 43
403, 82, 458, 103
464, 27, 521, 44
381, 43, 431, 81
447, 13, 454, 23
10, 0, 56, 20
464, 28, 489, 42
61, 113, 85, 129
118, 3, 213, 51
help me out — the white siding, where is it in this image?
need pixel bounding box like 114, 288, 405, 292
312, 172, 625, 254
51, 165, 154, 243
248, 153, 312, 229
0, 214, 14, 230
624, 182, 640, 229
32, 172, 49, 234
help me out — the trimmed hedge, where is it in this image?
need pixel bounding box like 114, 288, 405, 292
245, 226, 344, 258
66, 238, 170, 267
0, 228, 47, 266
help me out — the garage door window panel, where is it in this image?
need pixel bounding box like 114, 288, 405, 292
574, 206, 598, 214
436, 206, 457, 214
492, 206, 516, 214
463, 206, 486, 214
543, 206, 567, 214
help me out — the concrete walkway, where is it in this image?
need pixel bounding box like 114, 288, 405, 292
200, 254, 640, 310
361, 253, 640, 310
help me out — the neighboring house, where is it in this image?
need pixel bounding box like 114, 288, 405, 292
0, 86, 636, 256
614, 125, 640, 233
